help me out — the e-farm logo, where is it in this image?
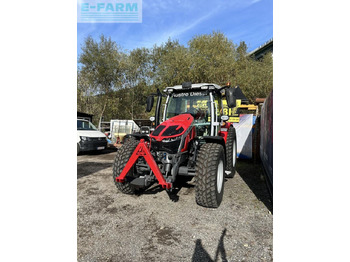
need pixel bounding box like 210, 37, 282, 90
78, 0, 142, 23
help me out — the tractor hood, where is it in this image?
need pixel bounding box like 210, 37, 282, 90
150, 114, 194, 141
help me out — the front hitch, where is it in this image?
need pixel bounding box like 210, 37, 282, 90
115, 139, 173, 190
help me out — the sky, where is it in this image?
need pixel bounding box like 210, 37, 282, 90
77, 0, 272, 58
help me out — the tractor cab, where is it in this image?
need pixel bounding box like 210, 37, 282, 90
162, 83, 224, 137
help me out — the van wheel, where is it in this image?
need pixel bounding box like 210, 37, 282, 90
77, 143, 80, 155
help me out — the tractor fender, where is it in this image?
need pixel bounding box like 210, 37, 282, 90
202, 136, 226, 165
219, 123, 236, 143
222, 122, 235, 130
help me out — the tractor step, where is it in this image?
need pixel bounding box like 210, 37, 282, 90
130, 177, 146, 187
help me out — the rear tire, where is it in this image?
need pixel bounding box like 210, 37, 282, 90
195, 143, 225, 208
77, 143, 80, 155
225, 126, 237, 178
112, 139, 139, 194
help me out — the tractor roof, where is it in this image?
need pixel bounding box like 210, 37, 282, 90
163, 83, 222, 93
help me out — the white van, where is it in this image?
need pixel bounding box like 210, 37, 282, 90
77, 119, 108, 154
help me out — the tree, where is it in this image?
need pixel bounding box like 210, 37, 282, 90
78, 35, 125, 125
77, 33, 273, 123
234, 41, 273, 102
188, 31, 236, 85
124, 47, 153, 119
151, 39, 192, 87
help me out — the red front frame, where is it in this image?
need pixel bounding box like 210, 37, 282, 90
115, 139, 172, 189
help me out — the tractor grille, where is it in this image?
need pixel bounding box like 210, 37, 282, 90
162, 125, 184, 136
152, 125, 166, 136
151, 125, 184, 137
151, 138, 181, 154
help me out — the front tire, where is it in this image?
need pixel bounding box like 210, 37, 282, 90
112, 139, 139, 194
195, 143, 225, 208
225, 126, 237, 178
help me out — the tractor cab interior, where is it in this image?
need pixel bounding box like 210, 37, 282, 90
164, 93, 211, 137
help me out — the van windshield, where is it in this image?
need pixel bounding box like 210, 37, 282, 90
77, 120, 98, 130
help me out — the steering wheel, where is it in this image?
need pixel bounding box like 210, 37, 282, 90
187, 107, 200, 116
178, 108, 199, 118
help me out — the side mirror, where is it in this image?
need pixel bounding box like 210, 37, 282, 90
225, 88, 236, 108
146, 96, 154, 112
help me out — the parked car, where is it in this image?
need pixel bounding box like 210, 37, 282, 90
77, 119, 108, 155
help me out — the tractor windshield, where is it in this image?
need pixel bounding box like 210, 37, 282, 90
165, 92, 211, 136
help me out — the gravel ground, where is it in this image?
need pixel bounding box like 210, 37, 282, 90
77, 148, 272, 262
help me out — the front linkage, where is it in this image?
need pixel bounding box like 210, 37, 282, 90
115, 139, 173, 190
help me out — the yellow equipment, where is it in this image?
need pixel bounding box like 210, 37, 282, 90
222, 99, 258, 123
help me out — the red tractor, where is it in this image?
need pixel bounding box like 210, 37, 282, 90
112, 82, 237, 208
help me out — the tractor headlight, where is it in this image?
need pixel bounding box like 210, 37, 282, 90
162, 136, 181, 142
150, 136, 182, 154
